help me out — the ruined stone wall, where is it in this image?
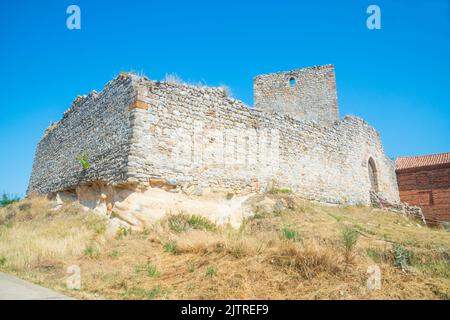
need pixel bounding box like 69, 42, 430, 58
128, 77, 399, 205
253, 65, 339, 126
28, 71, 399, 206
27, 75, 136, 194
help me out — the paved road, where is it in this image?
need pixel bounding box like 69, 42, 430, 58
0, 272, 73, 300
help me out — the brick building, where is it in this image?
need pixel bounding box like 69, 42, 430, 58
396, 152, 450, 224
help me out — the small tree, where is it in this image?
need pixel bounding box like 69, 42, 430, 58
0, 193, 21, 208
341, 226, 359, 263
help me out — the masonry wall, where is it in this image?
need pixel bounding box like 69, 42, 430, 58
28, 73, 399, 206
253, 65, 339, 126
27, 75, 136, 195
396, 165, 450, 224
128, 77, 399, 205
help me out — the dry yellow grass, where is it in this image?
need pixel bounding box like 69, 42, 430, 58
0, 195, 449, 300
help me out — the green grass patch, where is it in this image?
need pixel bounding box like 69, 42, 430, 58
167, 213, 217, 233
279, 226, 301, 242
206, 265, 217, 277
147, 286, 163, 299
135, 263, 160, 278
270, 187, 292, 194
409, 249, 450, 278
366, 247, 385, 263
108, 250, 119, 259
83, 243, 99, 258
417, 260, 450, 278
163, 241, 179, 254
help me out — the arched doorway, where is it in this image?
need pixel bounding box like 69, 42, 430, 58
368, 157, 378, 192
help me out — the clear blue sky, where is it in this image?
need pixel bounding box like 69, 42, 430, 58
1, 0, 449, 196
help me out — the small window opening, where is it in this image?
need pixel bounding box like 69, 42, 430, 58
289, 77, 296, 87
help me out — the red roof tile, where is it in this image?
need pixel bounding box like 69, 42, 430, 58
396, 152, 450, 170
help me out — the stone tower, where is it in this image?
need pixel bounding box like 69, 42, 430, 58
253, 64, 339, 126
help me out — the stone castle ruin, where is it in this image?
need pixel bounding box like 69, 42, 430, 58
28, 65, 407, 230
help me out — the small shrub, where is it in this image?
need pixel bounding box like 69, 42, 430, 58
116, 226, 129, 239
392, 244, 412, 271
0, 193, 20, 208
83, 245, 94, 256
163, 241, 178, 254
206, 265, 217, 277
279, 227, 301, 242
83, 244, 98, 258
0, 256, 6, 267
76, 151, 90, 170
341, 226, 359, 263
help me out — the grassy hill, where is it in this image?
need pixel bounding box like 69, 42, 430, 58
0, 194, 449, 299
